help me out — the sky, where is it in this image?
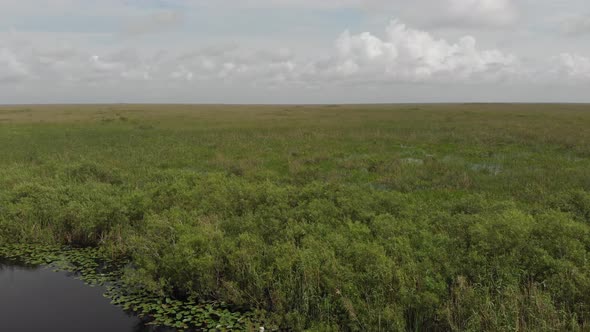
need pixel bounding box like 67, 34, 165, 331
1, 0, 590, 104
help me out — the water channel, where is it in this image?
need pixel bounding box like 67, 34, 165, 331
0, 262, 174, 332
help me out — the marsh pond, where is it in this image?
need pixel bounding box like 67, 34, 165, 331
0, 262, 173, 332
0, 246, 262, 331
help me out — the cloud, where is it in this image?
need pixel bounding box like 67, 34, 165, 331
187, 0, 518, 28
0, 48, 30, 82
556, 53, 590, 80
0, 37, 154, 84
0, 37, 299, 86
123, 10, 185, 36
561, 15, 590, 36
443, 0, 518, 27
1, 17, 588, 95
167, 47, 298, 84
309, 20, 517, 85
387, 0, 518, 29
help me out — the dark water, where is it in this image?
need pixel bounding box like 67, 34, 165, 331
0, 263, 173, 332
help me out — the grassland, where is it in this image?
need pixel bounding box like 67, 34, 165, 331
1, 104, 589, 331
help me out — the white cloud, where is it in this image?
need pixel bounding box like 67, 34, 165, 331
311, 20, 517, 84
0, 48, 30, 82
1, 12, 589, 103
0, 37, 301, 86
557, 53, 590, 80
444, 0, 518, 27
170, 65, 193, 81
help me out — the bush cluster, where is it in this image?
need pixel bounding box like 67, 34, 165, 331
1, 169, 589, 331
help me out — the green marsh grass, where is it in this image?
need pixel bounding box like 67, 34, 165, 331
1, 104, 589, 331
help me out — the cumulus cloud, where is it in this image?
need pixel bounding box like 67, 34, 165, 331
145, 20, 519, 86
310, 20, 517, 84
4, 0, 590, 103
556, 53, 590, 80
0, 48, 30, 82
0, 38, 153, 84
89, 54, 153, 81
169, 47, 298, 84
0, 18, 588, 95
0, 38, 299, 87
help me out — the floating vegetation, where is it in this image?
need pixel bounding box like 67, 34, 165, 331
107, 289, 261, 331
0, 244, 271, 331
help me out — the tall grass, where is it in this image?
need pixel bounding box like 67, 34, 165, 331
1, 104, 589, 330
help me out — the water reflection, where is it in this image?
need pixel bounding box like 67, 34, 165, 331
0, 262, 174, 332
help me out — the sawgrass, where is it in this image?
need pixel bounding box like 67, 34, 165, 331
1, 103, 589, 331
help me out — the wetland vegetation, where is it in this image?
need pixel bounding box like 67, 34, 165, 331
1, 104, 589, 331
0, 253, 161, 332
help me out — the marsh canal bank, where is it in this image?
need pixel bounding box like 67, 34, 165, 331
0, 246, 266, 331
0, 263, 172, 332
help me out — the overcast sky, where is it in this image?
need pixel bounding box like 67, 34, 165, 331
1, 0, 589, 103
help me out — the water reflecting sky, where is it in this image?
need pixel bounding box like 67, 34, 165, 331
0, 263, 173, 332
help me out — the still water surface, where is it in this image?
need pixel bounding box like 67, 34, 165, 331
0, 263, 173, 332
